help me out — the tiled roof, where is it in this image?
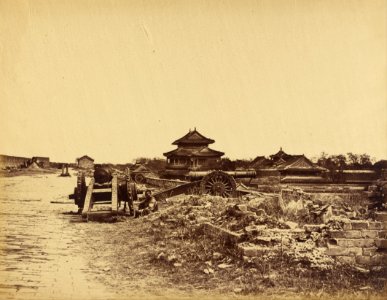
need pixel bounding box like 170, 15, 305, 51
252, 152, 326, 172
270, 148, 292, 161
172, 129, 215, 145
275, 155, 321, 171
163, 146, 224, 158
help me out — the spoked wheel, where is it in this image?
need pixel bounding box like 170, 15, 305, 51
75, 172, 86, 212
134, 173, 145, 183
200, 171, 236, 198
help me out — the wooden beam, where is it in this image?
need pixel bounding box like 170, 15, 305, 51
82, 178, 95, 220
111, 175, 118, 215
92, 188, 112, 193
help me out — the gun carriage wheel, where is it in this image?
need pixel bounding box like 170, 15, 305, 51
134, 173, 145, 183
200, 171, 237, 198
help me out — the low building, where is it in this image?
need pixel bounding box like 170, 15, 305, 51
77, 155, 94, 169
163, 128, 224, 178
32, 156, 50, 168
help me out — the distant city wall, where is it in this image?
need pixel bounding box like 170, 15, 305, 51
0, 155, 30, 169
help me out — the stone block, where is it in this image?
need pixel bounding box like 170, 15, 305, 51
368, 222, 383, 230
347, 247, 364, 256
361, 230, 379, 239
254, 236, 273, 245
378, 231, 387, 239
238, 244, 273, 257
343, 222, 352, 230
337, 256, 356, 264
343, 230, 362, 239
363, 247, 378, 256
334, 239, 347, 247
328, 230, 345, 238
325, 245, 347, 256
356, 253, 387, 266
371, 253, 387, 265
375, 239, 387, 249
345, 239, 375, 248
356, 255, 372, 265
200, 222, 243, 246
326, 245, 362, 256
350, 221, 369, 230
243, 247, 258, 257
375, 212, 387, 222
304, 224, 325, 233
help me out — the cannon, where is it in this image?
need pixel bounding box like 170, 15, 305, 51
69, 166, 256, 220
146, 170, 256, 201
69, 167, 140, 220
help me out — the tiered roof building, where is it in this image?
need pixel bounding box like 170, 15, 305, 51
163, 128, 224, 177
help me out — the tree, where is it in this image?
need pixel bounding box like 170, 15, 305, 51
220, 158, 235, 171
359, 154, 372, 169
316, 152, 345, 183
331, 154, 347, 170
347, 153, 373, 169
234, 159, 252, 170
347, 152, 360, 168
145, 158, 167, 173
316, 152, 329, 168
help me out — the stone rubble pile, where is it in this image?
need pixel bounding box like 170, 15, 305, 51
147, 188, 387, 272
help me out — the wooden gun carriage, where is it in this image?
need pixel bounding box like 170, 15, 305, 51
68, 167, 140, 221
69, 166, 256, 221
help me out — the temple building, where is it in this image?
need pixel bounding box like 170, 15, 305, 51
251, 148, 326, 183
163, 128, 224, 177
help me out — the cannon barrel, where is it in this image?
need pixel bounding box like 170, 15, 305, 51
187, 169, 256, 179
94, 167, 113, 184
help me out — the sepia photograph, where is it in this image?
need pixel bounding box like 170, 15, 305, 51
0, 0, 386, 299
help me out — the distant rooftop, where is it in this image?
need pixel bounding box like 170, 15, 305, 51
172, 128, 215, 146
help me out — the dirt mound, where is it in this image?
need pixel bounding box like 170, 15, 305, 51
27, 162, 41, 169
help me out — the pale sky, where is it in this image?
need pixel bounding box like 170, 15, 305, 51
1, 0, 386, 163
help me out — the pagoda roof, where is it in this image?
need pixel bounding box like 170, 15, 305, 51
172, 129, 215, 145
163, 146, 224, 158
270, 148, 293, 161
